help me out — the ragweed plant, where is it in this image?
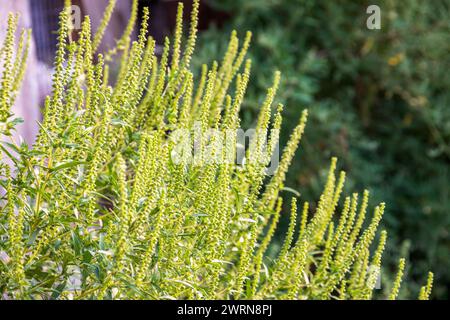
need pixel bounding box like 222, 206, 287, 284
0, 1, 433, 300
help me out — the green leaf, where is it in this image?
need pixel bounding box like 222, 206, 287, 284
50, 160, 85, 173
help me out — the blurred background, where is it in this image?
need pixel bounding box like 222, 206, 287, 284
1, 0, 449, 299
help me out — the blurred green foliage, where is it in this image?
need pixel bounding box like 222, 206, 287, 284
194, 0, 450, 298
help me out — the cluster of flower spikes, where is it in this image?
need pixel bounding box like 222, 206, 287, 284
0, 0, 433, 300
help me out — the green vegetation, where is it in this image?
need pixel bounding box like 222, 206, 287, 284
0, 1, 433, 299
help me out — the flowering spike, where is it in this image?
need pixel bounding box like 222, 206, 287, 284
389, 258, 406, 300
92, 0, 117, 52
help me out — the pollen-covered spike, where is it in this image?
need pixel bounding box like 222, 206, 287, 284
171, 3, 184, 72
180, 0, 200, 69
117, 0, 138, 51
0, 14, 18, 123
261, 109, 308, 210
191, 64, 208, 121
225, 58, 252, 130
10, 29, 31, 106
389, 258, 406, 300
92, 0, 117, 52
419, 272, 434, 300
231, 31, 252, 77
